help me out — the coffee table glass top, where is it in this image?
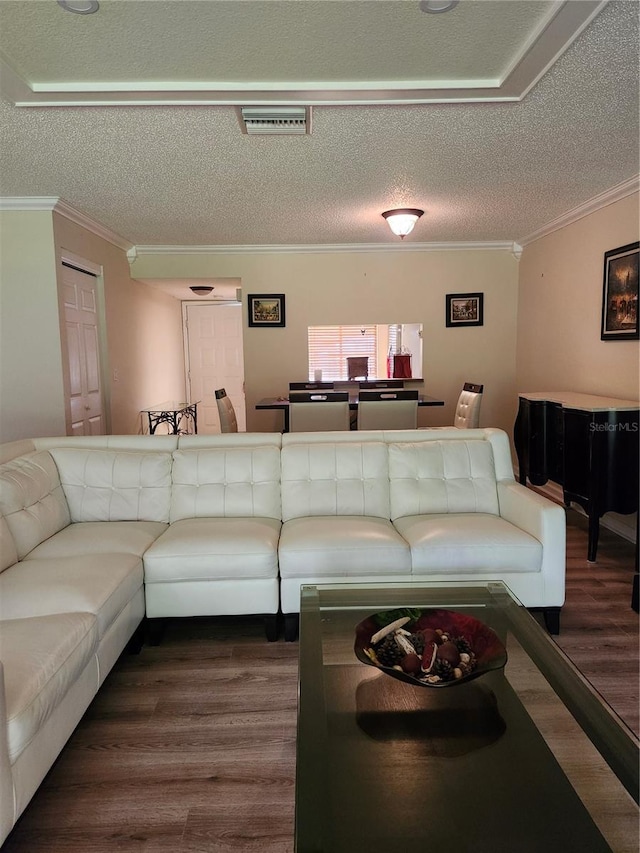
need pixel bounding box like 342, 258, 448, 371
295, 581, 639, 853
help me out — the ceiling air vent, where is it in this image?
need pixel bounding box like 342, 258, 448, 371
240, 106, 311, 135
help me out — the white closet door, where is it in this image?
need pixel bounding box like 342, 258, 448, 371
62, 264, 105, 436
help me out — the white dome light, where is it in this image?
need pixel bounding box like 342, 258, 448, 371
57, 1, 100, 14
382, 208, 424, 239
419, 1, 459, 13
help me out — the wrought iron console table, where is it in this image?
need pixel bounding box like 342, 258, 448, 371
141, 401, 199, 435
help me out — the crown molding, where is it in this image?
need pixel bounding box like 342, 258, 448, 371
0, 196, 59, 211
0, 196, 133, 251
3, 177, 634, 259
518, 175, 640, 246
131, 241, 519, 257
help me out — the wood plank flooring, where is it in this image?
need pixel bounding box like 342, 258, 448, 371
3, 509, 638, 853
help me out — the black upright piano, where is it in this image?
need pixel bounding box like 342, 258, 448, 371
514, 392, 639, 568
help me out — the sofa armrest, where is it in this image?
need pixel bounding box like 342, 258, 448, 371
0, 660, 15, 846
497, 481, 566, 606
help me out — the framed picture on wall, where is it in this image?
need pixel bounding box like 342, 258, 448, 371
247, 294, 286, 328
600, 242, 639, 340
445, 292, 484, 327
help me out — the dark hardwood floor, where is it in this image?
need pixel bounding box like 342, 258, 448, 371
3, 509, 638, 853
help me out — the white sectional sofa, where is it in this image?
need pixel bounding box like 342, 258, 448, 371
277, 428, 565, 639
0, 428, 565, 845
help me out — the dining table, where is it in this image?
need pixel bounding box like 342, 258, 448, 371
255, 392, 444, 432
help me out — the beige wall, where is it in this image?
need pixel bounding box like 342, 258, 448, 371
517, 193, 640, 400
517, 193, 639, 540
52, 214, 186, 435
0, 211, 66, 441
0, 210, 185, 442
131, 248, 520, 434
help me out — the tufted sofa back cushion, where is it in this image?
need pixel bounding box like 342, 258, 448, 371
281, 442, 390, 521
0, 451, 71, 560
49, 448, 172, 522
170, 446, 282, 521
389, 440, 499, 519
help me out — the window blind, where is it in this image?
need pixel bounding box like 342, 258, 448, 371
308, 325, 378, 381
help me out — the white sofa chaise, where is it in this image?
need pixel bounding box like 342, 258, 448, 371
0, 428, 565, 845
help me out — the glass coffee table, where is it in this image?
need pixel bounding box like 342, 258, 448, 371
295, 581, 639, 853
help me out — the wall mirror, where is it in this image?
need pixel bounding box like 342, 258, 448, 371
307, 324, 423, 381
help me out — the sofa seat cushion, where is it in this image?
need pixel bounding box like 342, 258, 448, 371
0, 554, 143, 638
24, 521, 168, 559
0, 613, 98, 762
144, 517, 281, 582
393, 513, 542, 573
278, 516, 411, 578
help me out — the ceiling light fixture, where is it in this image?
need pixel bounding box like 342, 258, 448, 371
57, 0, 100, 13
189, 286, 214, 296
419, 1, 459, 13
382, 208, 424, 239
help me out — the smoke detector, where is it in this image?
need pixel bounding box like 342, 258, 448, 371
240, 106, 311, 135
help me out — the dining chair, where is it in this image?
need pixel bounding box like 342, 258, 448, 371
453, 382, 484, 428
356, 389, 419, 430
215, 388, 238, 432
422, 382, 483, 430
289, 391, 350, 432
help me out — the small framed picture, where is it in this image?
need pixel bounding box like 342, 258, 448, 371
446, 292, 484, 327
247, 293, 286, 328
600, 242, 639, 341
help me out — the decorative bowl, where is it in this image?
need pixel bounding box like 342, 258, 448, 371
354, 607, 507, 688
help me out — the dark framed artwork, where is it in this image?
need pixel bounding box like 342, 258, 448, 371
600, 242, 639, 340
445, 292, 484, 327
247, 293, 286, 328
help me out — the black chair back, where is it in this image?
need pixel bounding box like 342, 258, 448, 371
289, 391, 349, 403
358, 380, 405, 389
358, 389, 418, 402
289, 381, 335, 391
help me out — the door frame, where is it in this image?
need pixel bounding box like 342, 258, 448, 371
58, 249, 111, 435
181, 298, 245, 426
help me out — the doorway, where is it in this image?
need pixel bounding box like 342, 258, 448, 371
61, 261, 106, 436
184, 302, 246, 433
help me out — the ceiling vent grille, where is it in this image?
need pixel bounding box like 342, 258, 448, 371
240, 106, 311, 135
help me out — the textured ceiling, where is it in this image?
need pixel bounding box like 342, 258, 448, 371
1, 0, 556, 88
0, 0, 638, 254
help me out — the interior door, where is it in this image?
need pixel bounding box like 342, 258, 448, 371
62, 263, 105, 436
185, 303, 246, 433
